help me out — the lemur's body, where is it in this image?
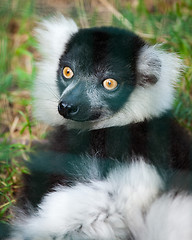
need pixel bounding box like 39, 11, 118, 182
9, 16, 192, 240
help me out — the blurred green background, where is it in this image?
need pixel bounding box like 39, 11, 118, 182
0, 0, 192, 223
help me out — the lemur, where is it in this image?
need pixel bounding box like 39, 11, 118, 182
8, 15, 192, 240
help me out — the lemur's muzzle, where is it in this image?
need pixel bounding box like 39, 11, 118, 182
58, 101, 79, 119
58, 101, 101, 122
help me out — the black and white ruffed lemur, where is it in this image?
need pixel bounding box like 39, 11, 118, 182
8, 15, 192, 240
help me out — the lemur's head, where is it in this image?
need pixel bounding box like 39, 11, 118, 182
33, 15, 182, 130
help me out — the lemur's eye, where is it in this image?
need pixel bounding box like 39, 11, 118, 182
103, 79, 118, 90
63, 67, 74, 79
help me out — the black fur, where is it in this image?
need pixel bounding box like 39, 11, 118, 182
18, 112, 192, 211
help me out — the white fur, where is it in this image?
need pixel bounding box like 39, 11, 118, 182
144, 193, 192, 240
32, 15, 78, 125
11, 160, 192, 240
11, 160, 163, 240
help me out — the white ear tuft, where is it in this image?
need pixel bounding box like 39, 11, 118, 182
137, 45, 161, 86
126, 45, 184, 121
32, 15, 78, 126
137, 44, 184, 87
34, 14, 78, 60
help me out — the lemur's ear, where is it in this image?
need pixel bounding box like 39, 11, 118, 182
34, 15, 78, 59
136, 45, 183, 87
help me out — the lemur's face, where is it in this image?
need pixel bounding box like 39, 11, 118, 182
57, 28, 144, 122
33, 16, 181, 129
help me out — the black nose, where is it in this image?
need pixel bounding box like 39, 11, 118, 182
58, 101, 79, 119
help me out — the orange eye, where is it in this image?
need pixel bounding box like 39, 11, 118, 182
63, 67, 74, 79
103, 79, 118, 90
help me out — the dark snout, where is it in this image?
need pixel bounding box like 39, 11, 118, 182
58, 101, 79, 119
58, 81, 102, 122
58, 101, 101, 122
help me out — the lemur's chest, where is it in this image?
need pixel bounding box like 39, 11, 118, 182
52, 117, 173, 167
21, 116, 191, 209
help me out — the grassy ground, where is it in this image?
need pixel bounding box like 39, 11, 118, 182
0, 0, 192, 223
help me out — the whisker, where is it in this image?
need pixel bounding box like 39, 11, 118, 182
36, 81, 60, 100
34, 97, 59, 103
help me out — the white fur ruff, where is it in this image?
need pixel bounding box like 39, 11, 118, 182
32, 15, 183, 130
11, 160, 192, 240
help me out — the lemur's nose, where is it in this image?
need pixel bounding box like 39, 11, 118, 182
58, 101, 79, 119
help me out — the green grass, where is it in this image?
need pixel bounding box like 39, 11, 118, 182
0, 0, 36, 222
0, 142, 30, 222
0, 0, 192, 222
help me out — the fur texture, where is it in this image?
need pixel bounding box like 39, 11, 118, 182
11, 160, 163, 239
11, 160, 192, 240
